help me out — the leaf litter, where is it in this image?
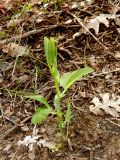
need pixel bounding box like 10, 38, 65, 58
0, 0, 120, 160
81, 13, 120, 34
90, 93, 120, 117
73, 9, 120, 38
2, 43, 29, 57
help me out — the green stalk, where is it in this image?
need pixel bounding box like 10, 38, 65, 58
53, 75, 63, 134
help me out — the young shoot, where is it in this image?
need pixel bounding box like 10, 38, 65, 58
26, 37, 94, 141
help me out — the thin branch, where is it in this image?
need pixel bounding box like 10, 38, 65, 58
67, 11, 109, 50
91, 68, 120, 77
0, 25, 57, 45
0, 116, 32, 142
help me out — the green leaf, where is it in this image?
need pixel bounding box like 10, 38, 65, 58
49, 37, 57, 66
22, 3, 32, 13
44, 37, 50, 66
44, 37, 57, 68
64, 102, 72, 126
25, 95, 50, 108
32, 107, 51, 124
60, 66, 94, 91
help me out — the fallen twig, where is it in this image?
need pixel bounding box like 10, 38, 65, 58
67, 11, 109, 50
106, 119, 120, 128
0, 116, 32, 142
91, 68, 120, 77
0, 25, 57, 45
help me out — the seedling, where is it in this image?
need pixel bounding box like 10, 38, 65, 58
26, 37, 94, 140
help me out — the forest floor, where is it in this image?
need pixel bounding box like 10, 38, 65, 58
0, 0, 120, 160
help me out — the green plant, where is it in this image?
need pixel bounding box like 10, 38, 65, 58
22, 3, 32, 13
55, 0, 63, 9
26, 37, 94, 139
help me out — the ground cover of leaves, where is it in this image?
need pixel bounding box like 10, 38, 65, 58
0, 0, 120, 160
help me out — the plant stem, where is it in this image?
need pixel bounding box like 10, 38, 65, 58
54, 76, 63, 134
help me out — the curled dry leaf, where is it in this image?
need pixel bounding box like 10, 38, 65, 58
7, 18, 22, 28
0, 73, 3, 83
90, 93, 120, 117
80, 13, 120, 34
1, 0, 24, 10
71, 2, 79, 9
18, 135, 56, 151
2, 43, 29, 57
18, 135, 40, 151
115, 51, 120, 58
116, 17, 120, 26
1, 0, 12, 9
30, 0, 41, 5
117, 28, 120, 34
86, 0, 94, 5
65, 19, 72, 25
37, 139, 56, 149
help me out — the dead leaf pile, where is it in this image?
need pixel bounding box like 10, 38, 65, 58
2, 43, 29, 57
90, 93, 120, 117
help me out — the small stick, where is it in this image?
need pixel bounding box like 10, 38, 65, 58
67, 11, 108, 50
0, 25, 57, 45
106, 119, 120, 128
91, 69, 120, 77
0, 116, 32, 142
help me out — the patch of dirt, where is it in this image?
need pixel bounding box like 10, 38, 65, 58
0, 0, 120, 160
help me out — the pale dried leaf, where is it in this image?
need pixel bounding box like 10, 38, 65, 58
0, 73, 3, 83
18, 135, 40, 151
4, 144, 12, 151
7, 18, 22, 28
71, 2, 79, 9
115, 51, 120, 58
65, 19, 72, 24
17, 75, 28, 82
73, 32, 80, 39
21, 126, 29, 132
2, 43, 29, 57
18, 135, 56, 151
117, 28, 120, 34
90, 93, 120, 117
86, 0, 94, 5
2, 0, 12, 9
116, 18, 120, 26
30, 0, 41, 5
28, 150, 35, 160
81, 13, 120, 34
37, 139, 56, 149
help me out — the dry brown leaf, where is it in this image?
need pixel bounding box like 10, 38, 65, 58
4, 144, 12, 151
1, 0, 13, 9
18, 136, 56, 150
116, 18, 120, 26
115, 51, 120, 58
0, 73, 3, 83
65, 19, 72, 24
37, 139, 56, 149
1, 0, 24, 10
81, 13, 120, 34
90, 93, 120, 117
2, 43, 29, 57
30, 0, 42, 5
7, 18, 22, 28
117, 28, 120, 34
